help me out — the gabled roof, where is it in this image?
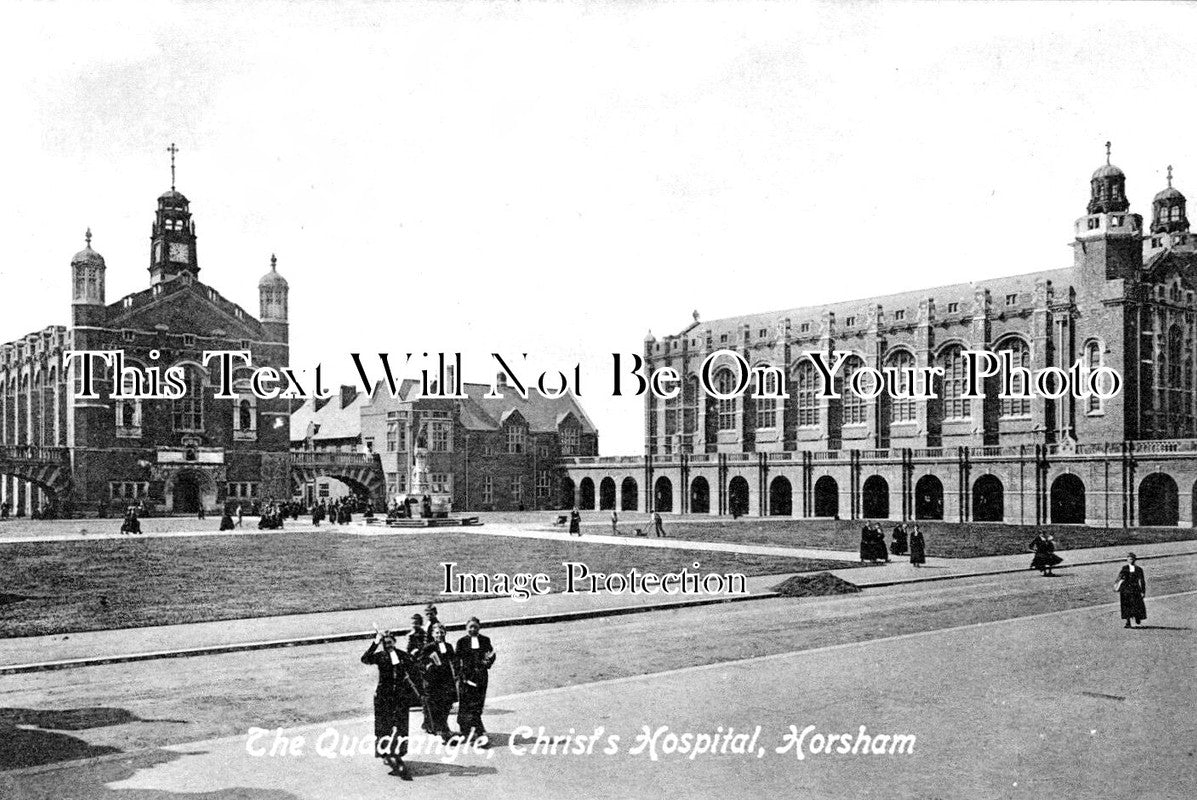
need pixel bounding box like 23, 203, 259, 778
106, 277, 264, 339
289, 391, 366, 441
458, 382, 597, 434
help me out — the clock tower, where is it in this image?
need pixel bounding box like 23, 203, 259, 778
149, 143, 199, 285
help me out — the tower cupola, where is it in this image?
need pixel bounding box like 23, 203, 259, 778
259, 254, 289, 323
1088, 141, 1130, 214
71, 228, 106, 306
149, 143, 199, 285
1151, 165, 1188, 234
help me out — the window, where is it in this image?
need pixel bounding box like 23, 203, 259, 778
386, 414, 400, 451
482, 476, 493, 504
226, 482, 259, 499
429, 421, 450, 452
841, 357, 868, 425
122, 296, 134, 309
720, 333, 729, 343
182, 334, 196, 347
755, 371, 778, 429
716, 369, 738, 431
122, 329, 135, 342
795, 361, 819, 426
844, 316, 856, 327
172, 365, 205, 431
109, 481, 149, 500
1005, 293, 1018, 306
759, 329, 767, 338
507, 422, 527, 453
560, 423, 579, 455
800, 323, 810, 333
364, 437, 375, 453
887, 350, 916, 423
536, 470, 550, 497
430, 473, 449, 493
511, 476, 524, 503
115, 372, 142, 437
998, 339, 1031, 418
947, 302, 959, 314
940, 346, 970, 419
682, 375, 699, 435
1087, 342, 1104, 414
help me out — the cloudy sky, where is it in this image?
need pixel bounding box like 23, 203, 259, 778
1, 1, 1196, 454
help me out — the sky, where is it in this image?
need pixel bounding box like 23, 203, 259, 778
2, 1, 1197, 454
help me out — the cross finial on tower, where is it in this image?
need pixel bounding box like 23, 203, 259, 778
166, 142, 179, 190
271, 253, 277, 270
84, 228, 92, 247
1105, 141, 1112, 165
1167, 165, 1173, 188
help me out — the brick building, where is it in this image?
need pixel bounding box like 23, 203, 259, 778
291, 373, 598, 511
564, 149, 1197, 528
0, 178, 292, 516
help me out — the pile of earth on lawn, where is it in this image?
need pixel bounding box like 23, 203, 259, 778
771, 572, 861, 597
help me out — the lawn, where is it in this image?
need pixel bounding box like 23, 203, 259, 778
651, 518, 1197, 558
0, 532, 842, 638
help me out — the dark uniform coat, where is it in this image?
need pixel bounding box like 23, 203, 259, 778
1117, 564, 1147, 622
1029, 535, 1063, 571
454, 633, 496, 738
418, 641, 458, 738
361, 641, 422, 759
909, 530, 926, 565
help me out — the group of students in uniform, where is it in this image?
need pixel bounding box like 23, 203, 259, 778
360, 604, 497, 780
860, 522, 927, 566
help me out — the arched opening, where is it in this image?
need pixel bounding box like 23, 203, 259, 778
1050, 474, 1085, 524
599, 477, 616, 511
560, 477, 576, 509
728, 476, 750, 517
862, 475, 889, 519
171, 469, 214, 514
814, 476, 839, 518
654, 476, 673, 513
915, 475, 944, 520
769, 476, 793, 516
620, 477, 638, 512
972, 475, 1004, 522
579, 478, 595, 510
690, 477, 710, 514
1139, 473, 1179, 527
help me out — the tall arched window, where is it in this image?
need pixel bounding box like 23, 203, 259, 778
997, 338, 1031, 418
754, 369, 778, 429
795, 361, 819, 426
939, 346, 970, 420
172, 364, 205, 432
841, 356, 868, 425
682, 375, 698, 434
1086, 341, 1103, 414
233, 378, 258, 440
716, 369, 738, 431
886, 350, 916, 423
116, 371, 143, 437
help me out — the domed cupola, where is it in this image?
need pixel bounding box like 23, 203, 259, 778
1151, 165, 1188, 234
1088, 142, 1130, 214
259, 254, 289, 323
71, 228, 106, 306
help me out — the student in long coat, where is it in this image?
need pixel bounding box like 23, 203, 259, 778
1029, 531, 1062, 576
1115, 553, 1147, 628
891, 524, 908, 556
419, 623, 458, 741
569, 509, 581, 536
909, 525, 926, 567
361, 630, 422, 780
454, 617, 496, 746
860, 525, 872, 562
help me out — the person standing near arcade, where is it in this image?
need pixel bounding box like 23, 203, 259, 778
455, 617, 497, 747
1115, 553, 1148, 628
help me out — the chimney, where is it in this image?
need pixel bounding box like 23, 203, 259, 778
340, 384, 358, 409
495, 372, 507, 388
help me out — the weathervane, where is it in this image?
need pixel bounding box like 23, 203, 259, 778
166, 142, 179, 190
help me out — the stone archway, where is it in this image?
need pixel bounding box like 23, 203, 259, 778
579, 478, 595, 510
1139, 473, 1178, 527
169, 469, 216, 514
1050, 474, 1085, 524
814, 476, 838, 518
620, 477, 638, 512
972, 474, 1004, 522
654, 476, 674, 513
560, 477, 576, 510
915, 475, 944, 520
728, 476, 750, 517
862, 475, 889, 519
599, 477, 617, 511
690, 477, 710, 514
769, 476, 793, 516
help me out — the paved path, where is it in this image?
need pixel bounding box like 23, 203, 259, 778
92, 591, 1197, 800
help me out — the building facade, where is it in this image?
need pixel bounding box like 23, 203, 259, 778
565, 151, 1197, 528
292, 373, 599, 511
0, 182, 292, 516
